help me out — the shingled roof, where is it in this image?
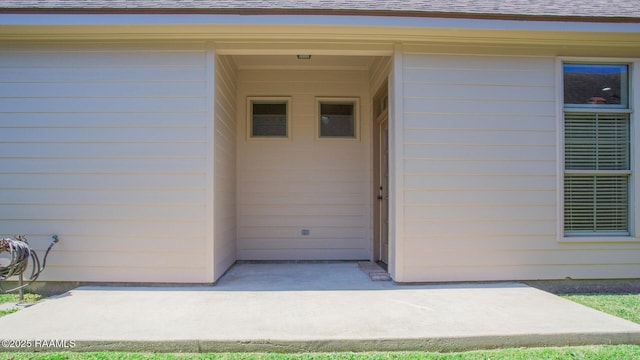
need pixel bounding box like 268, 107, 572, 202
0, 0, 639, 22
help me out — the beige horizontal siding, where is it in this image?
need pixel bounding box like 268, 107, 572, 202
0, 204, 204, 221
405, 174, 555, 190
38, 264, 206, 283
403, 84, 556, 102
405, 144, 556, 161
2, 67, 205, 82
238, 226, 366, 239
404, 205, 556, 222
404, 129, 555, 146
237, 249, 368, 261
0, 128, 206, 143
403, 264, 640, 283
237, 238, 366, 249
404, 235, 640, 251
238, 192, 365, 205
0, 159, 206, 174
404, 114, 556, 131
405, 190, 556, 206
404, 159, 555, 176
0, 82, 207, 98
236, 69, 371, 260
0, 143, 207, 158
213, 54, 238, 279
0, 44, 211, 282
0, 98, 206, 113
404, 220, 557, 238
0, 113, 206, 127
0, 220, 204, 239
399, 53, 640, 282
239, 204, 366, 216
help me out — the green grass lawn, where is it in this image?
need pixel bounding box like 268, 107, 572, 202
0, 292, 42, 317
561, 294, 640, 324
0, 307, 19, 317
0, 293, 42, 304
2, 346, 640, 360
1, 292, 638, 359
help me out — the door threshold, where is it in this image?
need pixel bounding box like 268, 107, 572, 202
358, 261, 391, 281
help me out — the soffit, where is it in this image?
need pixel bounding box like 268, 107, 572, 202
232, 55, 375, 71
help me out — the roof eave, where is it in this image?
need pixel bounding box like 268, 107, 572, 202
0, 7, 639, 24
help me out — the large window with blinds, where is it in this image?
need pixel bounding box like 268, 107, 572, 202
563, 63, 631, 235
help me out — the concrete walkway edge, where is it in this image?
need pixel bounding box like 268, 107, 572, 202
27, 333, 639, 353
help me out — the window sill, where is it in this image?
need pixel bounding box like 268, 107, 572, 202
559, 236, 640, 244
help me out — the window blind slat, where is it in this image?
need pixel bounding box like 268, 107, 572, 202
565, 113, 630, 171
564, 175, 628, 232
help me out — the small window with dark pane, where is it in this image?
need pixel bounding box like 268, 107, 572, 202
564, 64, 628, 108
317, 98, 359, 139
248, 97, 289, 139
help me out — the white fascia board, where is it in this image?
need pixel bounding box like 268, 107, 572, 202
0, 13, 639, 33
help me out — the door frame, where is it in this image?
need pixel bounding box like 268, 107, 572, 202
377, 113, 389, 264
372, 80, 389, 265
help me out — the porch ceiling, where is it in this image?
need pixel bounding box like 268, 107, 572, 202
231, 54, 375, 71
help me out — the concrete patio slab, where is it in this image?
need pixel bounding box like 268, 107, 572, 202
0, 262, 639, 353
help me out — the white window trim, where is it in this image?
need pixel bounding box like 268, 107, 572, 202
557, 57, 640, 243
315, 97, 360, 140
246, 96, 291, 141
